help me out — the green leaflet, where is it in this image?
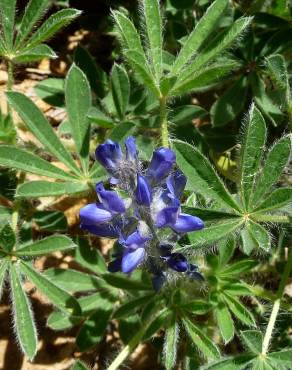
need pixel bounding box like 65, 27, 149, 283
142, 0, 163, 78
220, 259, 257, 276
65, 63, 91, 172
183, 318, 220, 359
268, 349, 292, 367
222, 294, 255, 327
16, 181, 89, 198
6, 91, 81, 176
125, 50, 160, 97
164, 315, 179, 370
0, 145, 73, 180
171, 62, 238, 96
102, 273, 152, 291
111, 64, 130, 119
19, 260, 81, 315
211, 77, 247, 127
187, 219, 243, 247
16, 235, 76, 256
0, 260, 9, 298
244, 221, 271, 252
74, 236, 107, 275
216, 303, 234, 343
71, 361, 90, 370
240, 330, 263, 354
23, 9, 81, 50
253, 188, 292, 213
173, 140, 241, 212
251, 136, 291, 206
13, 44, 57, 63
265, 54, 290, 105
112, 10, 146, 57
143, 308, 169, 340
76, 308, 113, 351
43, 268, 107, 293
0, 223, 16, 253
239, 105, 267, 210
10, 263, 37, 360
0, 0, 16, 50
177, 17, 252, 85
171, 0, 229, 74
14, 0, 49, 47
114, 294, 155, 319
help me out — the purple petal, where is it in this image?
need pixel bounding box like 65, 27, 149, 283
166, 170, 187, 198
80, 223, 118, 237
147, 148, 176, 183
123, 230, 151, 249
95, 139, 123, 173
79, 203, 112, 224
155, 205, 179, 228
121, 247, 145, 273
135, 174, 152, 206
96, 182, 126, 213
167, 253, 188, 272
125, 136, 137, 161
171, 213, 204, 233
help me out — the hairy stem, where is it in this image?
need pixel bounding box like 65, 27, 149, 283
159, 95, 169, 147
261, 249, 292, 355
106, 324, 148, 370
7, 60, 14, 91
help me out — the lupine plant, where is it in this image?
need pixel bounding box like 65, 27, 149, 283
0, 0, 291, 369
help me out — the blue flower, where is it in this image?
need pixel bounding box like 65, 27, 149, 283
80, 136, 205, 291
147, 148, 176, 183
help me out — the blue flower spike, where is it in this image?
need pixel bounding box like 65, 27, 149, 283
80, 137, 204, 291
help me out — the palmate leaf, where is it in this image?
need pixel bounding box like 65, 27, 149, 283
10, 263, 37, 360
6, 91, 81, 176
171, 0, 229, 74
0, 145, 74, 180
22, 9, 81, 50
183, 318, 220, 359
164, 315, 179, 370
16, 181, 89, 198
65, 64, 91, 172
239, 104, 266, 210
142, 0, 163, 78
13, 44, 57, 63
14, 0, 50, 48
19, 260, 80, 315
251, 136, 291, 206
173, 140, 241, 212
15, 235, 76, 257
0, 0, 16, 51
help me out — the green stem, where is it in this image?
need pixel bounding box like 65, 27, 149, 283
7, 60, 14, 91
11, 172, 26, 233
252, 214, 291, 223
261, 250, 292, 355
106, 324, 148, 370
159, 95, 169, 147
